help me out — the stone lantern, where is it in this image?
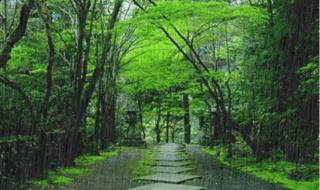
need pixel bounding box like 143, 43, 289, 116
126, 108, 138, 138
123, 103, 146, 147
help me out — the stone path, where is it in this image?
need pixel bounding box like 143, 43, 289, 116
148, 166, 194, 174
155, 155, 190, 161
39, 144, 284, 190
128, 183, 205, 190
149, 161, 191, 167
128, 143, 206, 190
136, 173, 202, 184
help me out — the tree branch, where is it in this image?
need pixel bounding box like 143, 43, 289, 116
0, 0, 34, 67
0, 75, 34, 114
38, 0, 56, 123
81, 0, 123, 115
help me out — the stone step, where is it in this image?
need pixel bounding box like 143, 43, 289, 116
136, 173, 201, 184
154, 153, 188, 157
128, 183, 205, 190
150, 151, 187, 155
149, 161, 191, 167
155, 156, 190, 162
159, 145, 184, 148
159, 146, 185, 150
148, 166, 194, 174
152, 148, 185, 152
160, 143, 185, 147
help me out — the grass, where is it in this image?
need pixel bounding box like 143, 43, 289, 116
130, 147, 155, 178
56, 167, 89, 176
48, 175, 74, 186
75, 150, 119, 166
28, 179, 49, 188
202, 146, 319, 190
28, 147, 122, 188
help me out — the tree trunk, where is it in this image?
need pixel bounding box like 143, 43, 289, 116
100, 88, 117, 149
165, 112, 170, 143
64, 0, 122, 166
155, 96, 161, 143
138, 95, 146, 139
94, 85, 102, 154
106, 97, 116, 144
171, 127, 175, 143
34, 132, 48, 178
183, 94, 191, 144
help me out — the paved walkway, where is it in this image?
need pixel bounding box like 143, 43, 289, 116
129, 143, 205, 190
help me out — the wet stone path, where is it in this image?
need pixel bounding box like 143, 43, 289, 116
129, 143, 205, 190
44, 144, 286, 190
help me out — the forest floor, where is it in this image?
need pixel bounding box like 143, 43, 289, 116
202, 146, 319, 190
28, 144, 302, 190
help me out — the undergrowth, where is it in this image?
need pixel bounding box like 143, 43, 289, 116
28, 147, 122, 189
129, 147, 155, 178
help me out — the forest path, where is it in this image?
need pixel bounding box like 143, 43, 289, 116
128, 144, 286, 190
48, 144, 286, 190
128, 143, 205, 190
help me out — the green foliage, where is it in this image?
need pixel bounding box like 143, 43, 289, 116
121, 39, 194, 94
130, 149, 155, 177
55, 167, 89, 176
121, 0, 267, 96
7, 33, 48, 73
134, 1, 267, 28
48, 175, 74, 186
297, 57, 319, 97
75, 150, 120, 166
28, 179, 49, 188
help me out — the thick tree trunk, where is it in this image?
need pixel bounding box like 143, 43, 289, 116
64, 118, 82, 166
100, 89, 116, 149
94, 86, 102, 154
34, 132, 48, 179
106, 98, 116, 144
